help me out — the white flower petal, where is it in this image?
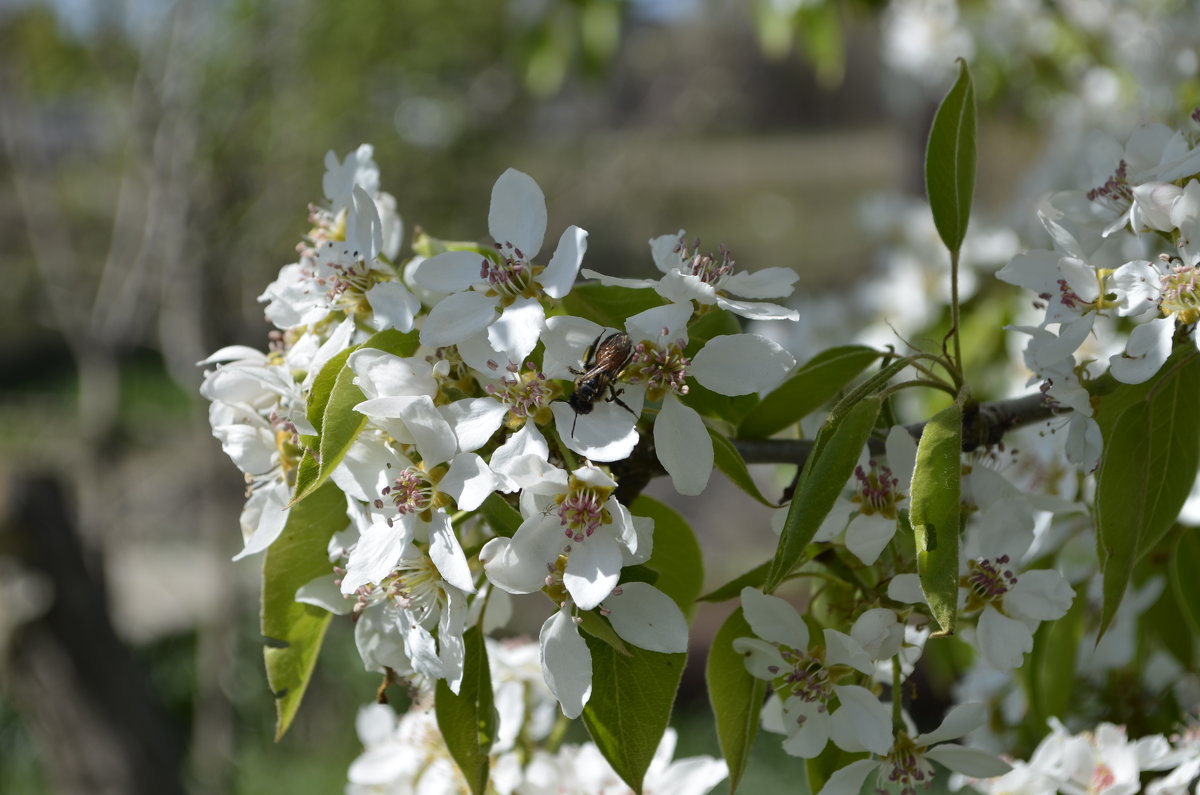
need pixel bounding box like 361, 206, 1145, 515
740, 587, 809, 649
815, 760, 877, 795
915, 702, 986, 745
604, 582, 688, 653
823, 629, 874, 676
411, 250, 486, 294
551, 400, 641, 462
233, 482, 291, 560
1111, 260, 1163, 317
654, 394, 713, 495
295, 574, 352, 615
850, 608, 903, 661
563, 535, 622, 611
346, 185, 383, 262
690, 334, 796, 395
489, 168, 547, 260
649, 230, 686, 274
365, 281, 421, 333
722, 267, 799, 299
487, 295, 545, 363
781, 698, 832, 757
887, 573, 926, 604
732, 636, 788, 680
844, 514, 897, 565
341, 520, 413, 593
977, 605, 1033, 671
442, 397, 508, 452
578, 269, 657, 290
540, 225, 587, 299
396, 395, 459, 468
626, 302, 694, 344
542, 315, 606, 379
714, 296, 800, 321
830, 684, 892, 755
1109, 316, 1174, 384
349, 349, 438, 399
419, 291, 498, 347
439, 453, 496, 512
1006, 570, 1074, 622
426, 511, 475, 593
540, 607, 592, 718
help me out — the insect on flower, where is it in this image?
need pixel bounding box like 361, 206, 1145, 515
568, 331, 637, 435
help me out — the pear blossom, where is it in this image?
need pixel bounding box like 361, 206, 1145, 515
809, 425, 917, 564
734, 588, 895, 759
412, 168, 587, 364
543, 305, 795, 492
582, 230, 800, 321
819, 703, 1010, 795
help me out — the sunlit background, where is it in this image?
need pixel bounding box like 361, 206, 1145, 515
2, 0, 1197, 792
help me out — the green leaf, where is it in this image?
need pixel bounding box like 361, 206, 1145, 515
685, 307, 743, 350
307, 347, 355, 433
633, 495, 705, 615
710, 430, 780, 508
560, 282, 666, 331
738, 345, 880, 439
479, 492, 522, 538
261, 480, 348, 740
706, 608, 766, 793
909, 404, 962, 636
582, 637, 686, 794
764, 395, 880, 592
1026, 588, 1085, 725
681, 379, 759, 429
699, 561, 770, 603
925, 58, 977, 256
578, 610, 632, 656
1171, 528, 1200, 635
436, 626, 496, 795
1096, 348, 1200, 637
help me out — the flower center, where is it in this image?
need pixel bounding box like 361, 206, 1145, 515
557, 488, 606, 543
882, 742, 935, 795
771, 647, 833, 708
964, 555, 1017, 605
851, 461, 903, 518
378, 467, 434, 520
630, 335, 690, 401
482, 241, 535, 298
1086, 159, 1133, 210
485, 361, 555, 419
676, 238, 735, 286
1159, 262, 1200, 324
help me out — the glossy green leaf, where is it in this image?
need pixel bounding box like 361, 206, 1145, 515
307, 347, 355, 433
582, 637, 686, 794
479, 492, 522, 538
436, 626, 496, 795
909, 404, 961, 636
925, 59, 976, 256
710, 430, 780, 508
262, 480, 348, 740
699, 561, 770, 603
738, 345, 880, 439
706, 608, 766, 793
1096, 348, 1200, 637
633, 496, 705, 614
1171, 528, 1200, 635
560, 283, 666, 331
764, 395, 880, 592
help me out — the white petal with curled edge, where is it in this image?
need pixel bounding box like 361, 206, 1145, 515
404, 619, 446, 681
656, 269, 716, 306
490, 424, 554, 491
426, 510, 475, 593
815, 759, 876, 795
578, 269, 656, 290
731, 637, 787, 680
330, 435, 408, 503
198, 345, 267, 365
740, 587, 809, 649
830, 684, 893, 755
340, 519, 412, 593
649, 230, 686, 274
626, 302, 694, 344
411, 249, 486, 294
442, 397, 508, 453
713, 295, 800, 321
395, 394, 460, 468
419, 291, 498, 347
540, 225, 587, 299
487, 296, 545, 363
478, 538, 541, 595
654, 394, 712, 495
850, 608, 903, 661
691, 334, 795, 395
346, 185, 383, 262
233, 481, 291, 561
439, 453, 496, 512
540, 606, 592, 718
915, 702, 986, 745
1059, 255, 1100, 302
563, 534, 622, 611
1111, 260, 1163, 317
1109, 315, 1174, 385
489, 168, 547, 260
365, 281, 421, 333
722, 267, 799, 299
349, 348, 438, 399
604, 582, 688, 653
212, 423, 276, 476
925, 745, 1012, 778
543, 315, 605, 378
551, 399, 640, 462
295, 575, 352, 615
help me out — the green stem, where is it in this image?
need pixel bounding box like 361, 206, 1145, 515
948, 247, 964, 384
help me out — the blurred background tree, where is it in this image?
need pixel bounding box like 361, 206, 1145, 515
2, 0, 1196, 792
